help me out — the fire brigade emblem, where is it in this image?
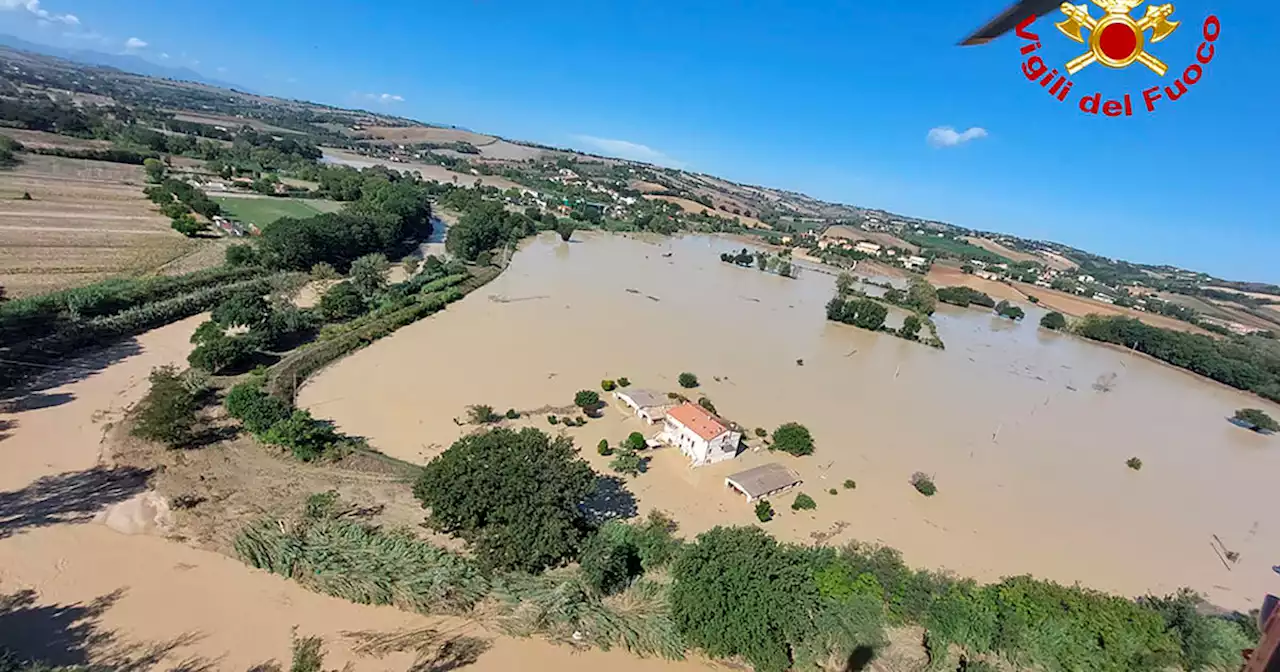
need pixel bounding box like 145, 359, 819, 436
1055, 0, 1180, 75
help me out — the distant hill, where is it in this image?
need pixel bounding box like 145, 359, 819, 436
0, 34, 245, 91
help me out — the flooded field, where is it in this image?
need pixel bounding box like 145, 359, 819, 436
302, 232, 1280, 612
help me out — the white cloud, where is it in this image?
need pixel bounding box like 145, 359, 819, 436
361, 92, 404, 104
0, 0, 78, 24
159, 52, 169, 59
572, 135, 684, 168
927, 126, 988, 148
124, 36, 147, 50
216, 66, 227, 73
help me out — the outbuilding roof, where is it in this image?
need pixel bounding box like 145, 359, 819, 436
617, 389, 667, 409
725, 463, 803, 499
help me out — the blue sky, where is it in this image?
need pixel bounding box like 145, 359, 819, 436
3, 0, 1277, 281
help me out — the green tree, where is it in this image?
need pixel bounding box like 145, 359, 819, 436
211, 291, 269, 327
318, 281, 366, 321
422, 255, 443, 275
754, 500, 774, 522
401, 255, 420, 276
678, 372, 699, 388
413, 428, 599, 572
900, 315, 922, 340
143, 157, 166, 183
610, 448, 644, 476
580, 530, 639, 596
994, 300, 1025, 321
171, 213, 204, 237
1040, 311, 1067, 330
555, 219, 575, 242
771, 422, 814, 457
262, 409, 340, 461
188, 333, 256, 373
835, 272, 855, 296
905, 277, 938, 315
697, 396, 717, 415
225, 243, 259, 267
574, 389, 601, 410
1233, 408, 1279, 432
131, 365, 197, 447
670, 526, 819, 672
597, 438, 612, 456
225, 382, 291, 434
791, 493, 816, 511
348, 252, 390, 297
625, 431, 647, 451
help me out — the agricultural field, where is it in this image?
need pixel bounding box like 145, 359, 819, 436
823, 224, 919, 252
0, 128, 112, 150
349, 125, 544, 161
904, 232, 1010, 263
211, 195, 344, 228
0, 154, 202, 297
962, 236, 1047, 266
643, 194, 772, 229
1151, 291, 1280, 332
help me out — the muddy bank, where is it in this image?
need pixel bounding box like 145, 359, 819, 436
302, 232, 1280, 612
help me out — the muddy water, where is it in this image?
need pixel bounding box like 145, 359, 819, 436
0, 314, 715, 671
302, 232, 1280, 612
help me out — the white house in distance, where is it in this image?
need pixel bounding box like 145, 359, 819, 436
661, 402, 743, 466
613, 389, 672, 424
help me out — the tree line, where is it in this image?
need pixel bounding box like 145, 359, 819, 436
1074, 315, 1280, 402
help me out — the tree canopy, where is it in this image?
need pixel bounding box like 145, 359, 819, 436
771, 422, 815, 457
1040, 311, 1067, 330
826, 297, 888, 331
413, 428, 599, 572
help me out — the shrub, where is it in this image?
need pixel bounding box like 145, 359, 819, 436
994, 300, 1025, 321
131, 365, 197, 447
791, 493, 817, 511
187, 333, 256, 374
225, 243, 259, 267
348, 252, 391, 297
899, 315, 922, 340
601, 379, 616, 391
1040, 311, 1067, 330
1233, 408, 1279, 432
910, 472, 937, 497
310, 262, 339, 280
574, 389, 601, 409
771, 422, 814, 457
548, 415, 559, 425
1126, 457, 1143, 470
843, 479, 856, 490
625, 431, 647, 451
261, 409, 341, 462
697, 396, 717, 415
504, 408, 519, 419
754, 500, 774, 522
617, 377, 631, 387
225, 382, 291, 434
677, 372, 699, 388
467, 404, 500, 424
754, 427, 767, 438
610, 448, 644, 476
829, 488, 838, 495
598, 438, 612, 456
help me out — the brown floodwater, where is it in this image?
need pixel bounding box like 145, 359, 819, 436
300, 232, 1280, 612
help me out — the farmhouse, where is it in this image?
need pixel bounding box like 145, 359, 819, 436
660, 402, 742, 466
854, 241, 882, 256
613, 389, 672, 424
903, 255, 928, 270
724, 463, 803, 502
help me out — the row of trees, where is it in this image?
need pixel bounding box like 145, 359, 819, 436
937, 285, 996, 308
1074, 315, 1280, 402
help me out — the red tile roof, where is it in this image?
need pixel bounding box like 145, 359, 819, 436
666, 402, 729, 441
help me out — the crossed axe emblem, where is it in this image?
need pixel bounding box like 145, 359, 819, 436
1055, 0, 1180, 76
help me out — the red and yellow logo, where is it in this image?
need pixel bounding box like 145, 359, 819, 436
1016, 1, 1220, 115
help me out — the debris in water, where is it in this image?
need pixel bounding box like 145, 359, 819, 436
661, 252, 673, 258
1093, 372, 1117, 393
740, 296, 760, 303
844, 349, 858, 357
625, 288, 640, 294
796, 359, 804, 366
646, 295, 660, 302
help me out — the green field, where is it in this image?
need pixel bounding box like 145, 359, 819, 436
902, 233, 1010, 264
212, 196, 344, 228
